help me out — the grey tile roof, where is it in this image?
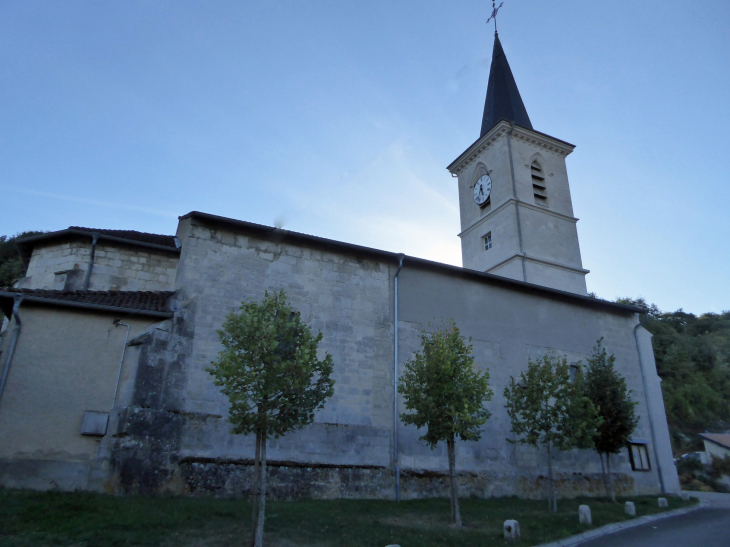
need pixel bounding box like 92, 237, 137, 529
14, 227, 180, 265
68, 227, 177, 248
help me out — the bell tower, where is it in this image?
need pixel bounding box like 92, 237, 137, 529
447, 33, 589, 295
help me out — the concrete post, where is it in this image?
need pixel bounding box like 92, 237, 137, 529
579, 505, 592, 525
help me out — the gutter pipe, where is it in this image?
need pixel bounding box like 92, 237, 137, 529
82, 233, 100, 290
393, 253, 405, 501
0, 295, 24, 407
507, 122, 527, 283
111, 321, 130, 409
633, 312, 665, 494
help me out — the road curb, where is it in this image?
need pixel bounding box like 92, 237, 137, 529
532, 502, 704, 547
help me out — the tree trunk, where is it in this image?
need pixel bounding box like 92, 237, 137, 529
447, 436, 462, 526
250, 433, 261, 547
254, 435, 267, 547
546, 441, 557, 512
599, 452, 610, 500
607, 452, 616, 503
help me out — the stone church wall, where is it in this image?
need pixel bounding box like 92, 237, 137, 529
0, 306, 158, 491
96, 216, 398, 496
19, 239, 179, 291
94, 214, 679, 500
395, 265, 677, 497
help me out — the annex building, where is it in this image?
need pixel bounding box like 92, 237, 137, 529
0, 34, 680, 500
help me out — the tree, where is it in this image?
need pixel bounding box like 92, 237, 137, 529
207, 290, 335, 547
398, 320, 493, 526
583, 339, 638, 502
0, 232, 44, 287
504, 354, 601, 512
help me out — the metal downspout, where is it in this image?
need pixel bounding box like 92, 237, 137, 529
393, 253, 405, 501
507, 123, 527, 282
82, 233, 100, 290
634, 313, 665, 494
111, 321, 130, 409
0, 295, 24, 407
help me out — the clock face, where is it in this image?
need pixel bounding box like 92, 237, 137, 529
473, 174, 492, 206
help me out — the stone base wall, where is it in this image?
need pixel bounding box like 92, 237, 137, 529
0, 459, 92, 492
105, 455, 637, 501
92, 404, 643, 502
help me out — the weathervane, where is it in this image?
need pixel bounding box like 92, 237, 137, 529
486, 1, 504, 34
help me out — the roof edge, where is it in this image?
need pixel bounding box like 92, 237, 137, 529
14, 229, 180, 265
447, 120, 576, 174
699, 433, 730, 450
180, 210, 646, 316
0, 290, 174, 319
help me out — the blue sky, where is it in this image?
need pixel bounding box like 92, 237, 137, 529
1, 1, 728, 314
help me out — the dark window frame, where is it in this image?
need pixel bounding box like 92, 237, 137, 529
628, 442, 651, 471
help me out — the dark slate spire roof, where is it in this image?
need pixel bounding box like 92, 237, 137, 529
480, 33, 533, 137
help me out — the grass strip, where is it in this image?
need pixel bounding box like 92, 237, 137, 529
0, 488, 696, 547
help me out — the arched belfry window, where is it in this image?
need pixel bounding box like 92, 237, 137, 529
531, 160, 548, 206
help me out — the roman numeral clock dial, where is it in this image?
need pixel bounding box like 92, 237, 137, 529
473, 174, 492, 206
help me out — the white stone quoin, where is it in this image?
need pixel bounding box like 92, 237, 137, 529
625, 501, 636, 516
579, 505, 592, 525
503, 519, 520, 540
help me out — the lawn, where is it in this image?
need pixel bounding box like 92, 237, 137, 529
0, 488, 696, 547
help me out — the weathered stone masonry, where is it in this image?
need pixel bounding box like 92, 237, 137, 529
19, 237, 179, 292
84, 212, 678, 500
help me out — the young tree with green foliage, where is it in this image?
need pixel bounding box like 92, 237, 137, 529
504, 354, 601, 512
398, 320, 493, 526
207, 290, 335, 547
583, 339, 638, 502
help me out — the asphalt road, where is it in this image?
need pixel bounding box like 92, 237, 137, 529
580, 508, 730, 547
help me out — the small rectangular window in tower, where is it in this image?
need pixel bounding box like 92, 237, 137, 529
484, 232, 492, 251
628, 442, 651, 471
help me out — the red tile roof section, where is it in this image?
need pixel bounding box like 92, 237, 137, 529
0, 288, 175, 314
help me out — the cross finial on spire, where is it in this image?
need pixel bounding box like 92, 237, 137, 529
486, 1, 504, 35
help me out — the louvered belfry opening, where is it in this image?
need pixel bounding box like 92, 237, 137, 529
531, 160, 547, 206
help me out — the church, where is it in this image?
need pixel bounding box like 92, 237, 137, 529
0, 32, 679, 500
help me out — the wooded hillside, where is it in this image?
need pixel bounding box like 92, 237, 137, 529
618, 297, 730, 454
0, 232, 43, 288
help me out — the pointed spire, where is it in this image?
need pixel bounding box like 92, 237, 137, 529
480, 33, 533, 137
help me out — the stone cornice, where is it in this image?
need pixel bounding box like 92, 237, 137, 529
509, 126, 575, 159
458, 198, 579, 239
447, 121, 576, 176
